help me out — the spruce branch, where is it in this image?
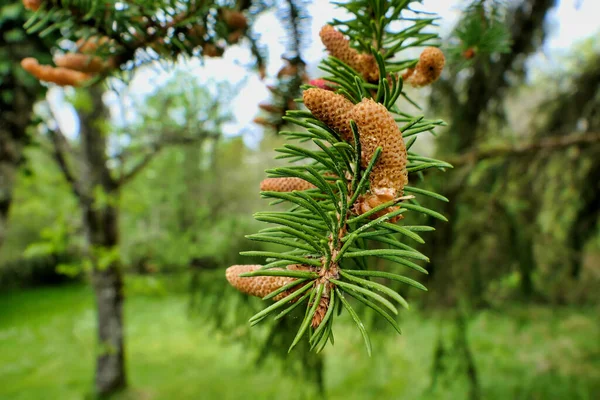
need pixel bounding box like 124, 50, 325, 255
20, 0, 258, 86
254, 0, 310, 131
227, 0, 450, 353
447, 131, 600, 167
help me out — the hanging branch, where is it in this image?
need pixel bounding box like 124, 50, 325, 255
448, 131, 600, 167
47, 126, 84, 200
254, 0, 310, 130
227, 0, 451, 354
118, 131, 220, 185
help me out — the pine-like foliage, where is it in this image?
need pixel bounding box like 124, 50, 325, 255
227, 0, 451, 354
19, 0, 259, 84
447, 0, 512, 67
254, 0, 311, 131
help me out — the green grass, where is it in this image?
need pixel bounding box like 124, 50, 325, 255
0, 282, 598, 400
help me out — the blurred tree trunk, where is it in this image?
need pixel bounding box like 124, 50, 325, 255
48, 82, 222, 395
77, 85, 127, 395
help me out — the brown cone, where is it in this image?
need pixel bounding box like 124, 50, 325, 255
54, 53, 107, 74
21, 58, 91, 87
225, 264, 310, 300
260, 177, 315, 192
23, 0, 41, 11
405, 47, 445, 87
348, 98, 408, 196
303, 88, 354, 141
319, 25, 379, 82
76, 36, 110, 54
222, 9, 248, 30
311, 295, 330, 328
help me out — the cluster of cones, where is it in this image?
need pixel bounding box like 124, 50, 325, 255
186, 8, 249, 58
253, 24, 445, 132
253, 58, 309, 129
20, 1, 250, 85
228, 25, 447, 322
401, 46, 446, 87
21, 36, 115, 87
229, 90, 410, 328
320, 24, 445, 87
226, 264, 330, 329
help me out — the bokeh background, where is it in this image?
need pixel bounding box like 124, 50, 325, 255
1, 0, 599, 399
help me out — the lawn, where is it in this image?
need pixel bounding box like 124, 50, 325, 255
0, 280, 598, 400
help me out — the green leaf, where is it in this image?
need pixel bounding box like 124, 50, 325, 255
344, 269, 427, 291
380, 222, 426, 244
344, 290, 402, 335
349, 147, 383, 207
274, 290, 312, 321
340, 270, 409, 309
289, 284, 325, 352
404, 186, 449, 202
346, 199, 407, 224
331, 278, 398, 315
342, 248, 428, 262
246, 234, 316, 252
401, 203, 448, 222
336, 287, 372, 356
249, 282, 314, 325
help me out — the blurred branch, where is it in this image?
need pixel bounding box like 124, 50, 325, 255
118, 131, 220, 185
47, 126, 83, 200
448, 131, 600, 166
45, 100, 84, 200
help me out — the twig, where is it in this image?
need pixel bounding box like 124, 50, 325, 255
118, 132, 219, 185
46, 99, 84, 200
47, 127, 83, 200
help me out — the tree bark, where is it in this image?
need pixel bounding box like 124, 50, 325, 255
92, 265, 126, 393
77, 86, 127, 395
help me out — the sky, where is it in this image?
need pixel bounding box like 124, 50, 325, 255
49, 0, 600, 144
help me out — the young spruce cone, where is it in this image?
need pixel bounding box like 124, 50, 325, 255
350, 98, 408, 193
303, 88, 408, 221
54, 53, 108, 74
21, 57, 91, 87
222, 9, 248, 30
303, 88, 354, 142
76, 36, 111, 54
311, 295, 330, 328
226, 264, 309, 301
23, 0, 41, 11
403, 47, 445, 87
349, 98, 408, 220
226, 265, 328, 327
260, 177, 315, 192
319, 25, 379, 82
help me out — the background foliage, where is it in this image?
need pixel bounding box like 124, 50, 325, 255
1, 0, 599, 399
